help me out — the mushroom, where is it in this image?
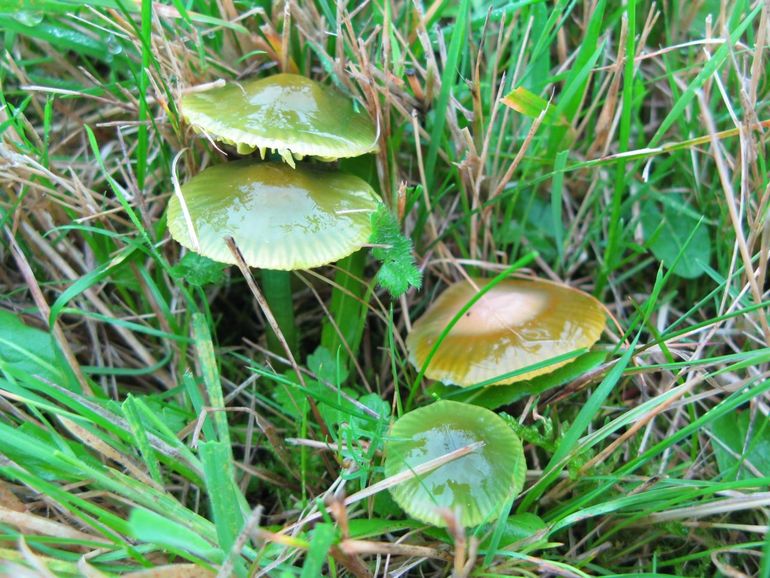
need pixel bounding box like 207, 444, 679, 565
174, 73, 383, 358
384, 400, 525, 528
406, 278, 605, 387
180, 73, 378, 166
167, 160, 382, 270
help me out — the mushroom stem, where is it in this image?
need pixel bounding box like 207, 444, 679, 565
261, 270, 298, 358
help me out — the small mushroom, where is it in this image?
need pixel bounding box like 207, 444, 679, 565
384, 400, 525, 528
181, 73, 378, 166
167, 160, 382, 270
407, 278, 606, 386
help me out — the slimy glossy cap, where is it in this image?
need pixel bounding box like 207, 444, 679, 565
384, 400, 525, 528
167, 161, 382, 270
407, 279, 606, 386
181, 73, 378, 164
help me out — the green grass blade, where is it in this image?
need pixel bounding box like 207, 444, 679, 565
301, 523, 337, 578
192, 312, 230, 447
424, 0, 470, 190
199, 440, 245, 572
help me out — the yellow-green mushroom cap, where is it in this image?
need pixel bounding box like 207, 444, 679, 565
384, 400, 525, 528
181, 73, 378, 163
167, 161, 382, 270
407, 279, 606, 387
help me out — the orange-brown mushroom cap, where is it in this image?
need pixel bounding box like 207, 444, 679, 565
406, 279, 606, 387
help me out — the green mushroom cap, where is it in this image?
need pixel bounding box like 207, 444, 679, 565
384, 400, 526, 528
181, 73, 378, 164
167, 160, 382, 270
